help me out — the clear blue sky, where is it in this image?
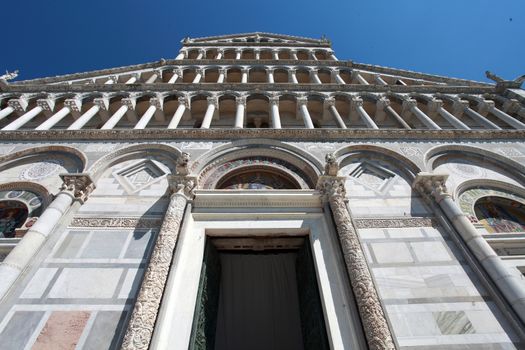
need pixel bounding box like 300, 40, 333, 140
2, 0, 524, 83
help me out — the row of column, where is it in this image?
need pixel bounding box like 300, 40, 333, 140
1, 95, 523, 131
176, 49, 337, 61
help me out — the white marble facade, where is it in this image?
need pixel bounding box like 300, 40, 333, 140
0, 33, 524, 349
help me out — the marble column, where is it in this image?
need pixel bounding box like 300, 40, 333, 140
298, 98, 314, 129
215, 50, 223, 60
478, 100, 525, 129
195, 50, 205, 60
192, 69, 204, 84
326, 98, 347, 129
316, 158, 395, 350
254, 50, 260, 60
234, 97, 246, 128
269, 97, 281, 129
125, 75, 138, 84
101, 105, 128, 129
267, 69, 275, 83
241, 68, 248, 83
402, 98, 441, 129
175, 51, 186, 60
377, 98, 411, 129
217, 69, 226, 83
201, 97, 217, 129
134, 103, 157, 129
452, 99, 500, 129
272, 50, 280, 60
0, 174, 94, 301
352, 71, 369, 85
352, 97, 378, 129
328, 51, 338, 60
168, 69, 182, 84
427, 99, 469, 130
289, 69, 299, 84
2, 104, 44, 130
122, 167, 196, 350
168, 98, 189, 129
0, 106, 14, 122
374, 75, 388, 85
67, 105, 101, 130
413, 173, 525, 325
145, 71, 160, 84
290, 50, 298, 60
310, 69, 322, 84
332, 71, 346, 84
310, 51, 318, 60
235, 49, 242, 60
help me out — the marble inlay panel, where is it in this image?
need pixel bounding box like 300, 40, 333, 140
434, 311, 476, 335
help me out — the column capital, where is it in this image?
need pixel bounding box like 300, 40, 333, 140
36, 98, 55, 112
172, 68, 183, 76
402, 98, 417, 113
195, 68, 205, 76
7, 98, 28, 112
241, 67, 249, 73
63, 98, 82, 112
452, 99, 469, 115
376, 97, 390, 109
150, 97, 163, 110
350, 96, 363, 108
269, 96, 279, 105
235, 96, 247, 106
178, 96, 190, 109
427, 98, 443, 113
218, 68, 227, 75
288, 68, 297, 74
412, 172, 450, 203
324, 97, 336, 107
296, 97, 308, 106
121, 97, 137, 111
59, 173, 96, 204
206, 96, 218, 108
502, 98, 521, 114
477, 99, 495, 115
93, 97, 109, 111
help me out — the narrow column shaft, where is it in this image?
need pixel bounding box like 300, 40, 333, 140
175, 52, 185, 60
168, 73, 179, 84
437, 107, 470, 130
0, 106, 14, 121
334, 73, 346, 84
290, 51, 298, 60
299, 103, 314, 129
134, 105, 156, 129
201, 102, 216, 129
385, 106, 411, 129
192, 71, 203, 83
234, 101, 245, 128
270, 102, 281, 129
195, 52, 204, 60
168, 104, 186, 129
311, 71, 322, 84
490, 106, 525, 129
0, 191, 74, 299
35, 107, 70, 130
357, 105, 378, 129
329, 105, 347, 129
413, 106, 441, 129
374, 75, 388, 85
217, 70, 226, 83
241, 70, 248, 83
329, 52, 338, 60
67, 105, 100, 130
101, 105, 128, 129
3, 106, 43, 130
268, 70, 274, 83
272, 51, 279, 60
125, 76, 137, 84
310, 52, 318, 60
290, 71, 298, 83
254, 51, 260, 60
235, 50, 242, 60
356, 73, 369, 85
146, 73, 159, 84
215, 51, 223, 59
465, 108, 501, 129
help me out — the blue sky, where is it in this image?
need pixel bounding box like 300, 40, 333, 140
2, 0, 523, 83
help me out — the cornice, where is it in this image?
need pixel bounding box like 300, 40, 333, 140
3, 82, 494, 95
0, 128, 522, 142
183, 42, 331, 48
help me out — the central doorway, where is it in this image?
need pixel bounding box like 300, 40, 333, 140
189, 236, 329, 350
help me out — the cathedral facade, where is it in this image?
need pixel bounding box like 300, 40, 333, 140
0, 33, 524, 349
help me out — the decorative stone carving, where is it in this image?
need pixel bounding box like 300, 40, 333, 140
324, 152, 339, 176
354, 217, 438, 229
20, 159, 64, 181
317, 175, 395, 350
70, 216, 163, 228
121, 155, 196, 350
412, 172, 450, 203
59, 173, 95, 204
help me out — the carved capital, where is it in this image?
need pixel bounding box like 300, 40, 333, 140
316, 175, 346, 201
296, 97, 308, 106
376, 97, 390, 110
412, 172, 450, 203
63, 98, 82, 112
218, 68, 227, 75
36, 99, 55, 112
325, 97, 336, 107
149, 97, 163, 110
269, 96, 279, 105
178, 96, 190, 109
8, 98, 28, 112
478, 100, 495, 115
207, 96, 218, 108
93, 97, 109, 111
502, 98, 521, 114
350, 97, 363, 109
427, 99, 443, 113
235, 96, 247, 106
402, 98, 417, 113
452, 99, 469, 115
122, 97, 136, 111
59, 173, 95, 204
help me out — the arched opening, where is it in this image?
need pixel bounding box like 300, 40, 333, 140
246, 94, 269, 128
204, 68, 219, 83
259, 50, 272, 60
0, 200, 29, 238
248, 67, 267, 83
223, 49, 236, 59
274, 69, 289, 83
241, 49, 255, 59
475, 196, 525, 233
226, 68, 242, 83
216, 166, 301, 189
296, 68, 310, 84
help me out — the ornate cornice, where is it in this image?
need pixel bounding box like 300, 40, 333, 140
4, 82, 494, 94
0, 128, 523, 142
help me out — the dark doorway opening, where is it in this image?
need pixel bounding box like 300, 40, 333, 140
189, 236, 329, 350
